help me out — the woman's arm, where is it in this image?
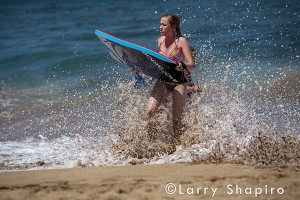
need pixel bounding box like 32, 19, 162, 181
179, 37, 195, 71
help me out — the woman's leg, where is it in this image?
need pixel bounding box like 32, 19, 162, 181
172, 84, 187, 142
146, 81, 168, 140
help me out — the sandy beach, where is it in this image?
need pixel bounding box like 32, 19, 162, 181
0, 163, 299, 200
1, 1, 300, 200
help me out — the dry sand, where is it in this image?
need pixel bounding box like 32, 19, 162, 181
0, 163, 299, 200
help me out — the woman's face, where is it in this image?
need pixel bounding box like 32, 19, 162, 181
160, 17, 173, 36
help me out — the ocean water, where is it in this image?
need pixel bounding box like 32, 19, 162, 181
0, 0, 299, 171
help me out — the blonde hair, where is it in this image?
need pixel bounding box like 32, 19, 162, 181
162, 13, 182, 37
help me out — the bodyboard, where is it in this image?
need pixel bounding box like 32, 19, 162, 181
95, 30, 187, 83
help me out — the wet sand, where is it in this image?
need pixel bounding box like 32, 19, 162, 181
0, 163, 299, 200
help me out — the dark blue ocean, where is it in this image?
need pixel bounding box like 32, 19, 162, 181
0, 0, 299, 170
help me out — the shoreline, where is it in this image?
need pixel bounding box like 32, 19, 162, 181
0, 163, 299, 200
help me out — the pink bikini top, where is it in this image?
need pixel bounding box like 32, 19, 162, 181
158, 37, 184, 63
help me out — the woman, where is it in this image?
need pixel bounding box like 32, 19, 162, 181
146, 14, 195, 143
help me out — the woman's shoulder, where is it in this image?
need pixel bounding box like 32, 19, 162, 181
177, 36, 188, 44
177, 36, 190, 48
157, 36, 164, 43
